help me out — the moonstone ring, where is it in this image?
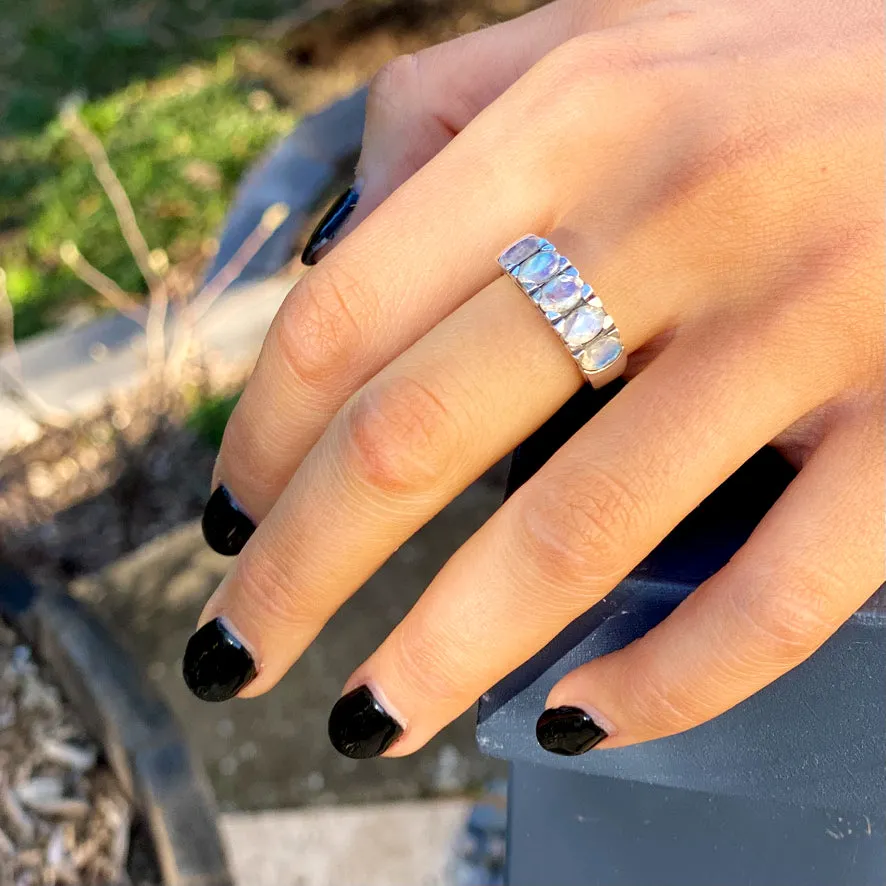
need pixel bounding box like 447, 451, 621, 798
498, 235, 627, 389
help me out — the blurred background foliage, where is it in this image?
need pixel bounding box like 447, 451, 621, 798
1, 0, 303, 339
0, 1, 537, 836
187, 389, 241, 448
0, 0, 304, 135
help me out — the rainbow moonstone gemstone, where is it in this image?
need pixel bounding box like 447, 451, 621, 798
578, 334, 623, 372
555, 304, 606, 346
515, 251, 568, 289
498, 235, 545, 269
537, 272, 585, 315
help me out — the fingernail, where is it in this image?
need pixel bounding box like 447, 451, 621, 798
182, 618, 257, 702
202, 485, 255, 556
328, 686, 404, 759
301, 184, 360, 265
536, 706, 608, 756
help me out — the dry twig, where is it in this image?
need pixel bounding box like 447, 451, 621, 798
188, 203, 290, 324
59, 244, 147, 327
0, 269, 68, 430
2, 102, 291, 446
60, 104, 169, 369
165, 203, 291, 380
59, 106, 163, 296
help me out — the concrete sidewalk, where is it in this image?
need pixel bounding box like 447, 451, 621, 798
0, 275, 294, 450
221, 799, 473, 886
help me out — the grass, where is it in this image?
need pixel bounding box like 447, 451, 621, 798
1, 0, 305, 137
187, 389, 241, 449
1, 55, 296, 339
1, 1, 303, 340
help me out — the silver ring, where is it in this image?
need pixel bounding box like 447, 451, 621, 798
498, 235, 627, 389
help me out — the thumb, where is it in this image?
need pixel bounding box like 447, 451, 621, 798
302, 0, 581, 264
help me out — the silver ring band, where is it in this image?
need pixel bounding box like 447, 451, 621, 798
498, 235, 627, 389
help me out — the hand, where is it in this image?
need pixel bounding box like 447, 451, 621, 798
182, 0, 884, 760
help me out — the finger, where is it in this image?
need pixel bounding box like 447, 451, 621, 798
537, 405, 884, 753
323, 318, 836, 758
301, 0, 590, 265
208, 23, 686, 553
189, 235, 672, 702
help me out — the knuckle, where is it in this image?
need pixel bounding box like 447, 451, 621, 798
235, 544, 320, 631
342, 374, 461, 495
367, 53, 419, 115
568, 33, 658, 78
515, 467, 646, 590
274, 264, 372, 390
733, 564, 847, 659
541, 31, 671, 97
392, 623, 465, 705
527, 34, 687, 162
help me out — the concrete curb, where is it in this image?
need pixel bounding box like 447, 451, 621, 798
221, 799, 472, 886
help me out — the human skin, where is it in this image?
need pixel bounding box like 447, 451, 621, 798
186, 0, 884, 756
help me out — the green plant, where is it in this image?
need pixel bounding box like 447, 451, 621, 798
187, 391, 242, 449
0, 100, 289, 439
1, 52, 296, 339
0, 0, 305, 137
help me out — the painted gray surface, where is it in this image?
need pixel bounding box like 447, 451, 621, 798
478, 387, 885, 885
507, 763, 885, 886
479, 391, 885, 812
479, 577, 885, 811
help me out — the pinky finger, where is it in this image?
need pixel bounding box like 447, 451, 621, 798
539, 405, 885, 754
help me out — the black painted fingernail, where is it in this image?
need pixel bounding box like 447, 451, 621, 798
301, 185, 360, 265
202, 486, 255, 556
536, 706, 608, 756
328, 686, 404, 759
182, 618, 257, 702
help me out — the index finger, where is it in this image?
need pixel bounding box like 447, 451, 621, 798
205, 13, 594, 553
